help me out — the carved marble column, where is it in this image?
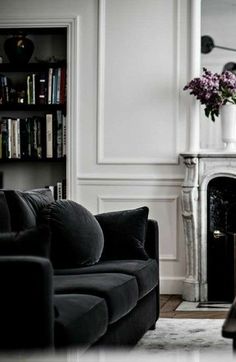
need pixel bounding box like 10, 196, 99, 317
181, 155, 200, 301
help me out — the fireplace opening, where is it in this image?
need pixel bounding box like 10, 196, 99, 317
207, 177, 236, 302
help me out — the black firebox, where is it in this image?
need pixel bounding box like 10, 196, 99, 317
207, 177, 236, 302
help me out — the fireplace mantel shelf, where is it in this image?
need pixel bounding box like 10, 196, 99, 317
181, 151, 236, 159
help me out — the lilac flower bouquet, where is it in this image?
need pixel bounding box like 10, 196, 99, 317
184, 68, 236, 122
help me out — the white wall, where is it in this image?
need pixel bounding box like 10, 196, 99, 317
1, 0, 191, 294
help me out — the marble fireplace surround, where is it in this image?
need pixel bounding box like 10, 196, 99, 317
181, 152, 236, 302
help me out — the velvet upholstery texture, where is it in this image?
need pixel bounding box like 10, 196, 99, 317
55, 259, 159, 299
0, 225, 51, 257
40, 200, 104, 268
0, 191, 11, 232
95, 207, 149, 260
3, 189, 54, 231
54, 294, 108, 348
0, 256, 54, 350
54, 272, 139, 324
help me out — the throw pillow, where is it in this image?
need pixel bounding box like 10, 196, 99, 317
40, 200, 104, 268
3, 189, 54, 231
0, 225, 51, 257
95, 206, 149, 260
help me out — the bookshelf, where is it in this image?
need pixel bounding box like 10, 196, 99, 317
0, 27, 67, 199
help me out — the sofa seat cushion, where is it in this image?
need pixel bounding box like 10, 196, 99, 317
54, 273, 139, 324
54, 294, 108, 349
55, 259, 158, 299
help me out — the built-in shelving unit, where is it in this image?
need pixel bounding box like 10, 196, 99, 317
0, 27, 67, 198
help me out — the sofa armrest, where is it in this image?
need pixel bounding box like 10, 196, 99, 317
145, 219, 159, 262
222, 297, 236, 340
0, 256, 54, 350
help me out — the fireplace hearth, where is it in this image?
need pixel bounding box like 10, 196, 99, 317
181, 152, 236, 302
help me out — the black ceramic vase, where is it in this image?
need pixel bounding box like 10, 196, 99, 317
4, 35, 34, 64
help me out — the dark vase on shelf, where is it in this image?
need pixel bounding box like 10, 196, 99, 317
4, 35, 34, 64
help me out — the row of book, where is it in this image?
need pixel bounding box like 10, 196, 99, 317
0, 67, 66, 105
46, 179, 66, 201
27, 67, 66, 105
0, 111, 66, 160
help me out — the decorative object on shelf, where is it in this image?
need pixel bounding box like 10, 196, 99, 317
220, 103, 236, 151
4, 34, 34, 64
184, 67, 236, 122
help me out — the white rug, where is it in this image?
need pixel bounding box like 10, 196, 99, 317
136, 318, 232, 352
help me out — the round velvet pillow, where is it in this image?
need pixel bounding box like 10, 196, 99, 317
40, 200, 104, 268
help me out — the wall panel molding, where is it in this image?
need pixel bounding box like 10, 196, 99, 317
97, 0, 181, 165
77, 174, 184, 186
97, 195, 179, 261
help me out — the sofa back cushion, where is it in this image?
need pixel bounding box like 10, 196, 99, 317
95, 206, 149, 260
3, 189, 54, 231
40, 200, 104, 268
0, 191, 11, 232
0, 225, 51, 257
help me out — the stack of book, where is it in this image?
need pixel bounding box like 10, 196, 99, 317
0, 110, 66, 160
46, 179, 66, 200
27, 67, 66, 105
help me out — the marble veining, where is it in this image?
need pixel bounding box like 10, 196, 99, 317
181, 152, 236, 301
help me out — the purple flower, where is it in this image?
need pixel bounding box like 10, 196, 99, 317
184, 68, 236, 121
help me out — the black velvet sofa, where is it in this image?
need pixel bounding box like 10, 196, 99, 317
0, 188, 159, 352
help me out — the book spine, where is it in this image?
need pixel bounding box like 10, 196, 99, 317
3, 76, 9, 103
16, 118, 21, 159
7, 118, 12, 159
27, 118, 32, 158
57, 181, 63, 200
62, 178, 66, 199
56, 68, 61, 104
32, 73, 36, 105
27, 75, 31, 104
38, 72, 47, 104
46, 114, 53, 158
52, 69, 58, 104
48, 68, 53, 104
60, 67, 66, 104
62, 114, 66, 157
32, 118, 38, 158
37, 118, 42, 159
56, 110, 62, 158
1, 118, 8, 159
20, 118, 28, 159
11, 119, 17, 158
0, 76, 3, 104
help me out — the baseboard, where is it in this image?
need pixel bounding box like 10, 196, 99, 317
160, 277, 184, 294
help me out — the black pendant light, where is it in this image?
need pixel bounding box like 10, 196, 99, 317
201, 35, 236, 54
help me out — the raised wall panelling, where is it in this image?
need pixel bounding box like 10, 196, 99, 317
97, 0, 181, 165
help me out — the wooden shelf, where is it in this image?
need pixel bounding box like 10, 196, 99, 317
0, 62, 66, 73
0, 28, 67, 36
0, 104, 66, 112
0, 157, 66, 163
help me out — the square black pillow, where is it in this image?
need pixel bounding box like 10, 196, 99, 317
0, 225, 51, 258
95, 206, 149, 260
